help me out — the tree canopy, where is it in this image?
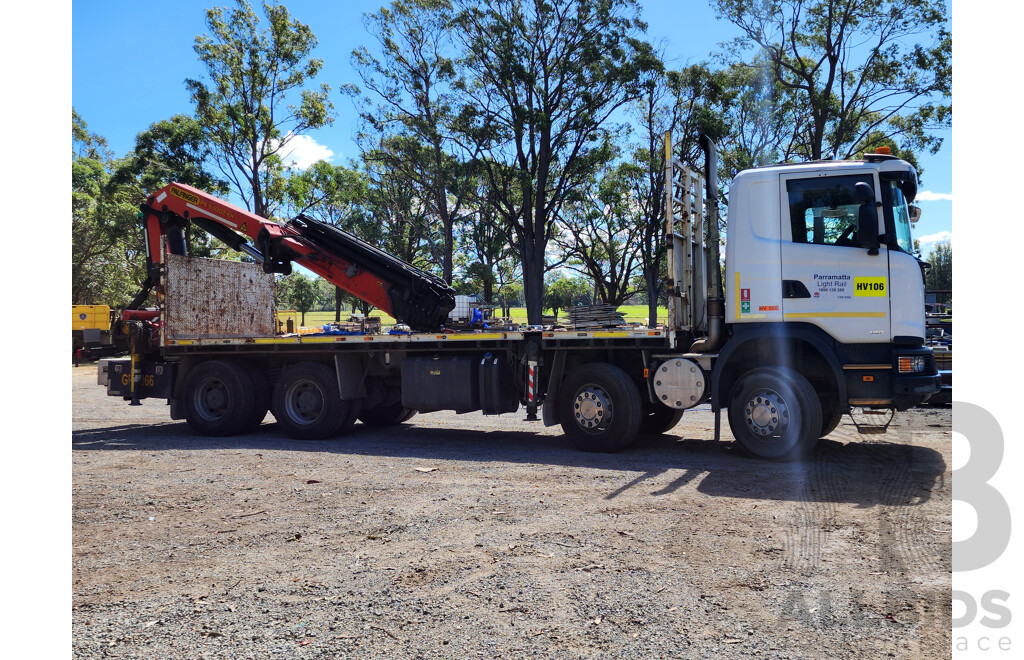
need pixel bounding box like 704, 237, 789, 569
187, 0, 335, 219
454, 0, 660, 324
714, 0, 950, 163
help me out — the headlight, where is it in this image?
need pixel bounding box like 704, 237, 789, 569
898, 355, 927, 373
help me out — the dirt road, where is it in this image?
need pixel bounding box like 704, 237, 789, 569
72, 365, 951, 658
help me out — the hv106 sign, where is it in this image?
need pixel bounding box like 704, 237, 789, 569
853, 277, 887, 297
811, 274, 887, 299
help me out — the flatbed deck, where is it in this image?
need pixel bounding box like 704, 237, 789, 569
164, 327, 669, 348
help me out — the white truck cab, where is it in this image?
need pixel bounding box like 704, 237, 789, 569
662, 137, 939, 459
726, 151, 925, 344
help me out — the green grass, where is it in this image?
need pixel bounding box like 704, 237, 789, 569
296, 304, 667, 328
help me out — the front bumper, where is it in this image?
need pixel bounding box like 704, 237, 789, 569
892, 346, 941, 409
892, 372, 942, 409
844, 346, 941, 410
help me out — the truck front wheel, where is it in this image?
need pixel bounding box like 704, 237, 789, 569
272, 362, 359, 440
558, 363, 642, 452
183, 360, 257, 437
819, 401, 844, 438
727, 367, 821, 460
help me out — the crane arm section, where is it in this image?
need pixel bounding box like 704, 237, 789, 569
138, 182, 455, 331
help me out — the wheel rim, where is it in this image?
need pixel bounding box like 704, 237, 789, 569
193, 377, 229, 422
284, 379, 326, 426
573, 386, 613, 432
742, 387, 790, 438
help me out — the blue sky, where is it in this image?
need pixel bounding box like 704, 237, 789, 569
71, 0, 953, 252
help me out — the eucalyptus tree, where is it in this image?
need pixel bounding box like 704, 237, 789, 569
628, 63, 729, 326
452, 170, 519, 305
72, 111, 142, 306
73, 111, 227, 307
553, 162, 644, 307
282, 161, 375, 320
454, 0, 659, 324
350, 0, 476, 284
714, 0, 951, 160
361, 142, 438, 272
187, 0, 334, 219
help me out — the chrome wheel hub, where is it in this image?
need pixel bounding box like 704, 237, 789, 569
743, 388, 790, 437
574, 386, 612, 430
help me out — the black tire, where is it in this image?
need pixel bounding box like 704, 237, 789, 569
639, 404, 684, 435
819, 402, 844, 438
338, 396, 364, 435
271, 362, 358, 440
727, 367, 822, 460
558, 363, 642, 453
242, 362, 271, 432
358, 401, 417, 427
182, 360, 257, 437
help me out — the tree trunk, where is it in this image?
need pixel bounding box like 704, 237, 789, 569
522, 239, 545, 326
646, 269, 659, 328
482, 273, 493, 305
334, 286, 343, 322
443, 217, 454, 284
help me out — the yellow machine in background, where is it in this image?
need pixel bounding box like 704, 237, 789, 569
72, 305, 112, 332
72, 305, 115, 362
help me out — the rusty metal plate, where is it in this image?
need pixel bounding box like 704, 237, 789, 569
164, 254, 276, 339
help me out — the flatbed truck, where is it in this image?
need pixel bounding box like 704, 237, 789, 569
98, 135, 940, 460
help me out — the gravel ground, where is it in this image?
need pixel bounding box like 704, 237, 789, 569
72, 365, 951, 659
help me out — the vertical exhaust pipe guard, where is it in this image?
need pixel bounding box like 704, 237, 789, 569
691, 297, 724, 353
691, 135, 724, 353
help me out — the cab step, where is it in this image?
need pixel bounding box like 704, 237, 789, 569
849, 408, 896, 435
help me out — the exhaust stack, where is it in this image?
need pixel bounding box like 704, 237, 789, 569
690, 134, 724, 353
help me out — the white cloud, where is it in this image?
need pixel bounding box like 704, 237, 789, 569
916, 231, 952, 253
914, 190, 952, 202
274, 133, 334, 170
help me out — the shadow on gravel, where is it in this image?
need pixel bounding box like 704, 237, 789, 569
73, 417, 945, 508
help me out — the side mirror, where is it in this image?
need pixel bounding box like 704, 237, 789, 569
854, 182, 880, 255
908, 205, 922, 224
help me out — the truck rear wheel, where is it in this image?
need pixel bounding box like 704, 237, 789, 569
558, 363, 642, 452
639, 404, 684, 435
727, 367, 821, 460
358, 401, 417, 427
272, 362, 357, 440
183, 360, 257, 437
242, 363, 271, 431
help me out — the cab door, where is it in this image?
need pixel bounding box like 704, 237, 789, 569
779, 171, 890, 344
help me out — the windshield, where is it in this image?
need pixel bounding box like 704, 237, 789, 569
888, 180, 914, 253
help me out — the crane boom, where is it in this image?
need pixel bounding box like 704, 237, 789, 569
138, 182, 455, 331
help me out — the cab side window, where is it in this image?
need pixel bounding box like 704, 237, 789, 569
787, 175, 874, 247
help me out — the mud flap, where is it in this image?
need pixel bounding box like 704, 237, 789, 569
334, 354, 368, 400
542, 397, 560, 427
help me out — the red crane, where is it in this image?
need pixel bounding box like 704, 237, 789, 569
135, 182, 455, 331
